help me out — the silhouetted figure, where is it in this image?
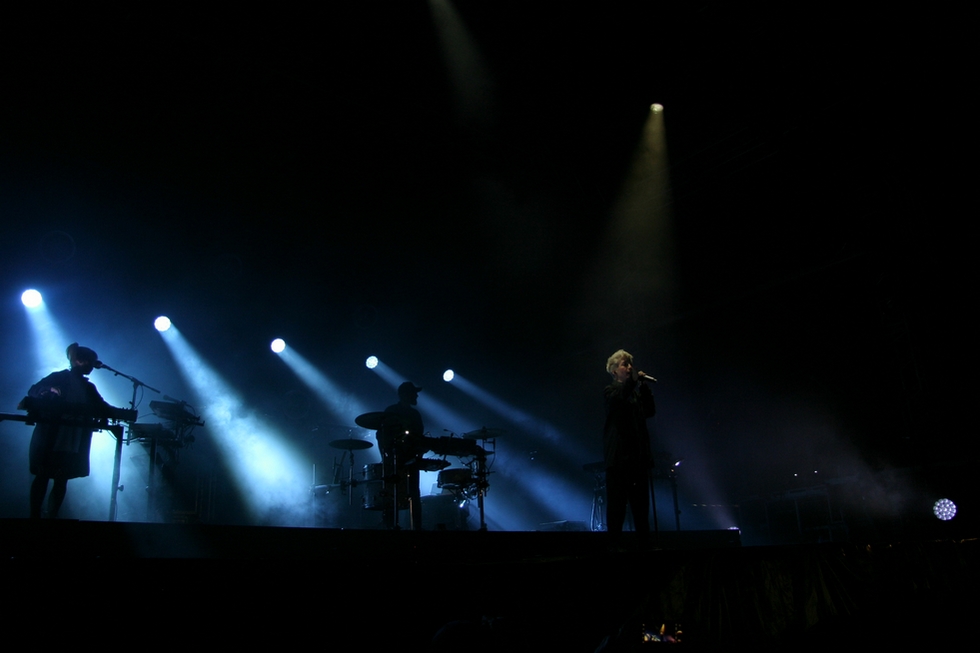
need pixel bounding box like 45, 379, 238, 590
603, 349, 656, 546
21, 343, 114, 518
380, 381, 425, 530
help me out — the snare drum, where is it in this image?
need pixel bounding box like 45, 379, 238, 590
437, 467, 474, 490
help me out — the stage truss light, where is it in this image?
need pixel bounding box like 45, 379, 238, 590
933, 498, 957, 521
271, 338, 286, 353
365, 356, 378, 369
443, 369, 454, 382
154, 316, 172, 332
21, 289, 43, 308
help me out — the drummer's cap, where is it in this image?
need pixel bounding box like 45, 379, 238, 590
66, 342, 98, 363
397, 381, 422, 398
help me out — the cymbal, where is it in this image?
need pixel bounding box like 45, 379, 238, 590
328, 438, 374, 451
462, 427, 505, 440
355, 411, 419, 432
413, 458, 452, 472
354, 412, 386, 430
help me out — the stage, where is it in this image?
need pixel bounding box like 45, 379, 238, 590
2, 519, 974, 649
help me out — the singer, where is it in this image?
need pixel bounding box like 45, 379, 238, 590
19, 342, 114, 518
603, 349, 656, 546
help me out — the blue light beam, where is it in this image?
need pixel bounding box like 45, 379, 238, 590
275, 346, 372, 424
157, 324, 310, 524
21, 291, 72, 378
449, 373, 591, 461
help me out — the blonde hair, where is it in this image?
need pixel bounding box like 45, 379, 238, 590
605, 349, 633, 377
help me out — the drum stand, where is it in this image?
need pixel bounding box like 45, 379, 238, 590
588, 466, 606, 532
472, 451, 490, 531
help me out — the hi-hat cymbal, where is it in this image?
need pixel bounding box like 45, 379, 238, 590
413, 458, 452, 472
328, 438, 374, 451
462, 427, 506, 440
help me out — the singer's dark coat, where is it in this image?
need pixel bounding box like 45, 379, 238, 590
24, 370, 110, 479
602, 377, 656, 470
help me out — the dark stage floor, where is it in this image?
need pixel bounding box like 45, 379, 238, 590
3, 519, 975, 649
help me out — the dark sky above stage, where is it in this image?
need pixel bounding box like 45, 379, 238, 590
0, 5, 972, 525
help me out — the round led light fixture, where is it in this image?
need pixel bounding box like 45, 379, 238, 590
21, 289, 43, 308
933, 498, 957, 521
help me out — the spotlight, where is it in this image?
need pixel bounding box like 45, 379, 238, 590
650, 103, 663, 113
154, 316, 172, 332
271, 338, 286, 354
443, 369, 454, 382
933, 498, 957, 521
365, 356, 378, 369
21, 289, 43, 308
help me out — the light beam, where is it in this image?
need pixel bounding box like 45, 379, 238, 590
157, 323, 309, 524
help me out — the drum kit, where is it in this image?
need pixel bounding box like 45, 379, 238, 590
316, 412, 502, 531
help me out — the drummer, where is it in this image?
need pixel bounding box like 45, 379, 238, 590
379, 382, 426, 530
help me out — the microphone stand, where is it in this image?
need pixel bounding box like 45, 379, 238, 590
99, 363, 160, 522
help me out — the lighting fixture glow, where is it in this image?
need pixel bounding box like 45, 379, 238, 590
21, 289, 43, 308
159, 327, 309, 523
365, 356, 378, 369
154, 316, 172, 332
650, 103, 663, 113
933, 498, 957, 521
270, 338, 286, 353
443, 369, 454, 382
